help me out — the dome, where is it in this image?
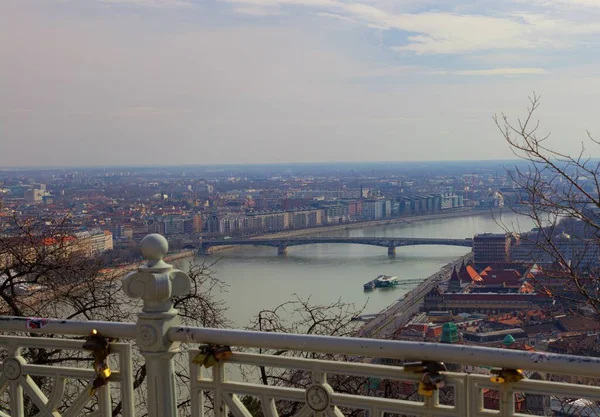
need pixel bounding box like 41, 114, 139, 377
555, 232, 571, 240
503, 334, 516, 346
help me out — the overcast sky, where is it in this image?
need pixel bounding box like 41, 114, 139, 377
1, 0, 600, 167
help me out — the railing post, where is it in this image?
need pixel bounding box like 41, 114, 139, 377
122, 234, 191, 417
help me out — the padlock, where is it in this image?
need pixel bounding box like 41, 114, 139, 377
424, 361, 447, 373
192, 351, 208, 365
490, 368, 524, 384
422, 372, 445, 389
418, 381, 434, 397
212, 345, 233, 361
425, 372, 445, 389
203, 354, 218, 369
83, 329, 110, 358
99, 362, 111, 379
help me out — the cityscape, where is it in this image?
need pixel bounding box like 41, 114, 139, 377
2, 160, 600, 414
3, 0, 600, 415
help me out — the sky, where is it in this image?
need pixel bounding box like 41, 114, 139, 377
1, 0, 600, 167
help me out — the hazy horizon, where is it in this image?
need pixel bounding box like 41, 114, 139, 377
2, 1, 600, 167
0, 157, 529, 170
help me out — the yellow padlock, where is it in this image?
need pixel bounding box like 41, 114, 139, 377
490, 369, 524, 384
418, 382, 434, 397
100, 364, 111, 379
203, 354, 218, 369
192, 352, 208, 365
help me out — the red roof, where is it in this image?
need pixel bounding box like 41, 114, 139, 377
466, 265, 482, 281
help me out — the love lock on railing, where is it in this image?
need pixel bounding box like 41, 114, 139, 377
403, 361, 447, 397
193, 344, 233, 369
489, 368, 525, 384
83, 329, 113, 396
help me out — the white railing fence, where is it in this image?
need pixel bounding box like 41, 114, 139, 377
1, 234, 600, 417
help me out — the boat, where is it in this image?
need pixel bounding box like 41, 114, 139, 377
375, 275, 399, 288
363, 280, 376, 290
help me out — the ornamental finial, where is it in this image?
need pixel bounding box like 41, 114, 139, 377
122, 234, 191, 313
140, 233, 169, 267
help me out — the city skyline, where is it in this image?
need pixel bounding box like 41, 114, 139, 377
2, 0, 600, 167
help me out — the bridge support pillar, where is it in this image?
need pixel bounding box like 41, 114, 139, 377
277, 244, 288, 256
388, 246, 396, 256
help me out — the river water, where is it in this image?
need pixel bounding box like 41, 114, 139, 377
174, 212, 532, 327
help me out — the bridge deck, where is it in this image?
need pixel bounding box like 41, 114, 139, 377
201, 236, 473, 249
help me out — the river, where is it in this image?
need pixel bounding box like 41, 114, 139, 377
174, 211, 533, 327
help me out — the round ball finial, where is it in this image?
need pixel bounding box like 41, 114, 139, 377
141, 234, 169, 261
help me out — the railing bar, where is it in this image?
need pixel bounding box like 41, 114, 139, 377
189, 352, 202, 417
169, 326, 600, 377
0, 335, 131, 350
218, 382, 305, 402
0, 317, 136, 339
213, 362, 227, 417
226, 352, 423, 380
469, 374, 600, 400
45, 376, 66, 411
454, 375, 468, 417
262, 397, 278, 417
331, 392, 426, 414
118, 344, 135, 417
21, 364, 96, 379
20, 375, 50, 412
499, 386, 513, 417
9, 380, 24, 417
98, 384, 112, 417
328, 406, 345, 417
223, 393, 253, 417
196, 380, 218, 390
63, 381, 95, 417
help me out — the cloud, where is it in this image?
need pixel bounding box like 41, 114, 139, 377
316, 12, 359, 25
452, 67, 549, 76
222, 0, 600, 55
233, 6, 282, 15
523, 0, 600, 8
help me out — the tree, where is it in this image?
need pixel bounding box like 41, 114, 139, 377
0, 207, 229, 416
241, 295, 368, 417
494, 93, 600, 314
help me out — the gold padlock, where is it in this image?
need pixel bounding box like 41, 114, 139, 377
203, 354, 218, 369
418, 382, 434, 397
192, 352, 208, 365
100, 363, 111, 379
490, 369, 524, 384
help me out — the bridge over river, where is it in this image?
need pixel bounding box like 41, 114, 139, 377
200, 236, 473, 255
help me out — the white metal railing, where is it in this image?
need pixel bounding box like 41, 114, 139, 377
1, 233, 600, 417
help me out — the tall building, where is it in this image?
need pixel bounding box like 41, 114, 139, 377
362, 200, 385, 220
75, 230, 114, 256
25, 184, 46, 203
192, 214, 203, 233
473, 233, 510, 265
510, 233, 600, 269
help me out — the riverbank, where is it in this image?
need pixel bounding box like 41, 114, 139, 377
255, 208, 503, 239
205, 208, 503, 254
358, 251, 473, 339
